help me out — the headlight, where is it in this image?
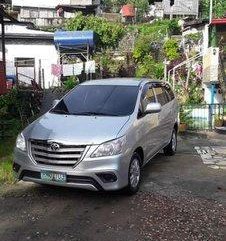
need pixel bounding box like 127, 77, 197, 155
91, 136, 126, 158
16, 133, 26, 151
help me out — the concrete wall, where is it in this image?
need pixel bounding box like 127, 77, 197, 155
0, 23, 60, 89
12, 0, 70, 8
163, 0, 199, 16
4, 41, 59, 89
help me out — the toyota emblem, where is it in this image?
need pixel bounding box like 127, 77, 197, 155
49, 142, 60, 151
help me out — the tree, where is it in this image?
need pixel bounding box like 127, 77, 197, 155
66, 13, 125, 49
201, 0, 226, 19
128, 0, 149, 21
102, 0, 149, 21
102, 0, 127, 12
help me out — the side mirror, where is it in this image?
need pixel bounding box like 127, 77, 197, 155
145, 103, 161, 114
52, 99, 60, 107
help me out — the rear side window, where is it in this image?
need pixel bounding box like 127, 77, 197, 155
154, 87, 168, 106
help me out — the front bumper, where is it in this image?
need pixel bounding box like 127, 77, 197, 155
13, 147, 130, 191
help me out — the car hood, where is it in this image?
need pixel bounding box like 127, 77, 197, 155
24, 112, 130, 145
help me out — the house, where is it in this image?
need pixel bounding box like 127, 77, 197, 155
0, 21, 60, 89
163, 0, 199, 19
148, 0, 199, 19
56, 0, 101, 16
120, 4, 135, 23
11, 0, 101, 27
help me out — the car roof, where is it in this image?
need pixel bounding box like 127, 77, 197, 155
80, 78, 163, 87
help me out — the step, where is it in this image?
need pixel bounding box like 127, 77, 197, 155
215, 126, 226, 135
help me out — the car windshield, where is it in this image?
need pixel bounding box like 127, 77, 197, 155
51, 85, 139, 117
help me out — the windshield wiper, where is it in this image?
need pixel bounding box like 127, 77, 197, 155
73, 112, 120, 117
51, 109, 70, 115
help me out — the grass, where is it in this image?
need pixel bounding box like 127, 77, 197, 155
0, 138, 16, 185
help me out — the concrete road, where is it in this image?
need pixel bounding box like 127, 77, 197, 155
0, 134, 226, 241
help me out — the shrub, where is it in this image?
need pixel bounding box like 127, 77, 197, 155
135, 55, 164, 79
163, 39, 181, 61
64, 76, 79, 90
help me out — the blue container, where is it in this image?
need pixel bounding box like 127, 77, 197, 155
54, 31, 95, 48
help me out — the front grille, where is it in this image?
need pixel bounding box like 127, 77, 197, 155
30, 139, 86, 167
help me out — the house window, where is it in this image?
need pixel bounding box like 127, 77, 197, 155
30, 10, 38, 18
14, 58, 35, 68
21, 9, 30, 18
39, 10, 48, 18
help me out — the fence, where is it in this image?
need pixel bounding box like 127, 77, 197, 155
180, 104, 226, 130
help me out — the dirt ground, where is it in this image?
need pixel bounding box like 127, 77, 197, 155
0, 133, 226, 241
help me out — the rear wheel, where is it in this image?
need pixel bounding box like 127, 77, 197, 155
163, 129, 177, 156
126, 153, 141, 195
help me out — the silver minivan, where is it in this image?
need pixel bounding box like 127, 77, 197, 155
14, 78, 178, 194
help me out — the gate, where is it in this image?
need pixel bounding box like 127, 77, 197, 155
180, 104, 226, 130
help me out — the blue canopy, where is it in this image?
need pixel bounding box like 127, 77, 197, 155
54, 31, 95, 49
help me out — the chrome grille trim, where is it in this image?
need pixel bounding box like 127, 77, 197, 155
31, 144, 85, 153
30, 139, 86, 167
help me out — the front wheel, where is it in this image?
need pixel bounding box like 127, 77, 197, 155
126, 153, 141, 195
163, 129, 177, 156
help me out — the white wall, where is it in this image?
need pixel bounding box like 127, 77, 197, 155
5, 43, 60, 89
0, 23, 60, 89
12, 0, 70, 8
203, 84, 223, 104
163, 0, 199, 16
4, 24, 53, 36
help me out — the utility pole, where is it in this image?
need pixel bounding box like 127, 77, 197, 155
209, 0, 213, 24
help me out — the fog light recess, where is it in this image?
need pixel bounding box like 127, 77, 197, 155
96, 173, 117, 183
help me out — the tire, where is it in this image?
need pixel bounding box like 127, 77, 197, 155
126, 153, 142, 195
163, 128, 177, 156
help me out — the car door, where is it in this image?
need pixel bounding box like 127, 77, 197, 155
137, 83, 162, 162
153, 84, 171, 146
163, 84, 177, 140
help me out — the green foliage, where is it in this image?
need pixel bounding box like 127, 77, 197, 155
133, 35, 153, 61
163, 39, 180, 61
64, 76, 79, 90
66, 13, 125, 48
185, 32, 202, 43
103, 0, 127, 12
0, 89, 18, 118
103, 0, 149, 20
214, 115, 223, 127
201, 0, 226, 19
0, 89, 41, 139
179, 107, 193, 125
0, 157, 15, 185
136, 55, 164, 79
185, 84, 204, 105
175, 83, 204, 105
95, 50, 125, 77
137, 19, 180, 36
0, 138, 15, 185
128, 0, 149, 22
132, 20, 178, 80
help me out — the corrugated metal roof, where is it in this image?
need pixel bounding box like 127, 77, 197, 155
121, 4, 135, 17
211, 18, 226, 25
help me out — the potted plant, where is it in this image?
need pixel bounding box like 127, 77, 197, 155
179, 107, 192, 132
214, 115, 223, 128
